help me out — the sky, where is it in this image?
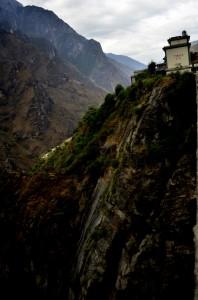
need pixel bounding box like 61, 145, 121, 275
19, 0, 198, 64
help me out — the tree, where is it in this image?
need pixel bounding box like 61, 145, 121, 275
148, 61, 156, 75
115, 84, 124, 96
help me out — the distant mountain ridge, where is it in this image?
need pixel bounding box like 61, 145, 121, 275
0, 0, 137, 91
107, 56, 134, 79
191, 40, 198, 52
106, 53, 146, 71
0, 0, 146, 169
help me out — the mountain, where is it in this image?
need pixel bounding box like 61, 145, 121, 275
0, 0, 148, 170
0, 0, 21, 11
107, 56, 136, 79
1, 72, 195, 299
0, 30, 104, 170
0, 0, 131, 91
191, 40, 198, 52
0, 0, 22, 30
106, 53, 146, 71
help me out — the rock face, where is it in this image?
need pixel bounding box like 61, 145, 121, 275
0, 0, 140, 170
12, 73, 196, 299
0, 0, 22, 30
0, 30, 104, 170
0, 0, 132, 91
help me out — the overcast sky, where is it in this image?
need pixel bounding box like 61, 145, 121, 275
19, 0, 198, 64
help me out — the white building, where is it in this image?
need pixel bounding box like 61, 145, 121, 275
163, 31, 192, 74
131, 31, 198, 83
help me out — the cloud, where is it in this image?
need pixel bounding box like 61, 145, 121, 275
19, 0, 198, 63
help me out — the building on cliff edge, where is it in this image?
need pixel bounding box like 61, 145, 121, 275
162, 30, 198, 74
131, 31, 198, 84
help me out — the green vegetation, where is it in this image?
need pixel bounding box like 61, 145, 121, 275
32, 87, 118, 175
32, 71, 195, 177
91, 225, 109, 241
115, 84, 124, 96
148, 61, 156, 75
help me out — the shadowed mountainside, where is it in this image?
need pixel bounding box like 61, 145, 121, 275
0, 30, 104, 170
7, 72, 196, 299
0, 0, 133, 91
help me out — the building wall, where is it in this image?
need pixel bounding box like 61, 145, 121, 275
170, 38, 188, 46
166, 46, 190, 69
166, 67, 192, 75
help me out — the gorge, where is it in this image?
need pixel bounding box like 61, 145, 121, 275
0, 1, 197, 299
11, 72, 196, 299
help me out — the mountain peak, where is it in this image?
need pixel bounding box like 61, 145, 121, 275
0, 0, 142, 91
0, 0, 22, 10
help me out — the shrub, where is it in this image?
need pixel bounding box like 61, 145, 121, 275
135, 70, 149, 81
82, 107, 99, 127
148, 61, 156, 75
104, 93, 115, 106
115, 84, 124, 96
126, 85, 138, 101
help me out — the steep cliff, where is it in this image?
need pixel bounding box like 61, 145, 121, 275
0, 0, 131, 91
0, 30, 104, 170
0, 0, 22, 30
12, 72, 196, 299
